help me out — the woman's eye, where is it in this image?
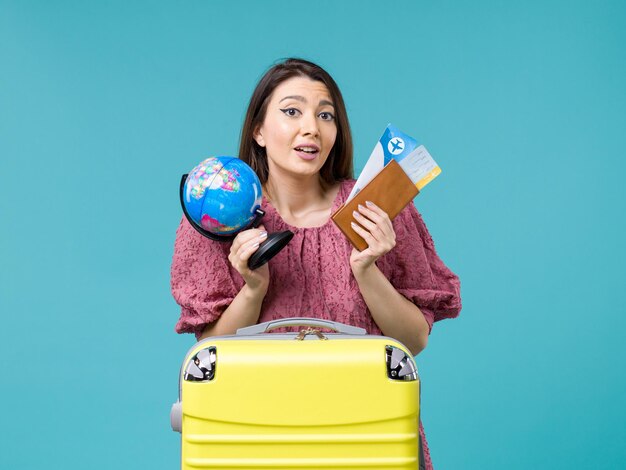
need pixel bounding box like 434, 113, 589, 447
280, 108, 300, 117
319, 112, 335, 121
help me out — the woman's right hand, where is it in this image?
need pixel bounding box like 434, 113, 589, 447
228, 224, 270, 292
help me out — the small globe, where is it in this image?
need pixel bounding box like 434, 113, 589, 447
183, 156, 262, 236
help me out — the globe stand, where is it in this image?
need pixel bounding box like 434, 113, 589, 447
180, 174, 293, 270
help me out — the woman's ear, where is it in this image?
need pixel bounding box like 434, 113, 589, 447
253, 126, 266, 147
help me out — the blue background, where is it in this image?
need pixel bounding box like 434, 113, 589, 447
1, 1, 624, 468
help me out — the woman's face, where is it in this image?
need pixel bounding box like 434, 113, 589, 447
254, 76, 337, 181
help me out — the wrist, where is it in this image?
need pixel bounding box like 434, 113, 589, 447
242, 281, 269, 300
351, 262, 379, 282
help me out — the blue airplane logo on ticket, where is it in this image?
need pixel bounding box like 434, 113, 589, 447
382, 124, 419, 165
388, 138, 404, 154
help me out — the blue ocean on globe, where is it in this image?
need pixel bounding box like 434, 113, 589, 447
183, 156, 262, 236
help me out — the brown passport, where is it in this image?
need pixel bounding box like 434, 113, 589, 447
331, 159, 419, 251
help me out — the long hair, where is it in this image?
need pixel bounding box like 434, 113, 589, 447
238, 58, 353, 185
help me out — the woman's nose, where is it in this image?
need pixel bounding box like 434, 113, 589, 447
300, 112, 320, 137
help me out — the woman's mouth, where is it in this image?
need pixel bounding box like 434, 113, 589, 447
294, 146, 320, 160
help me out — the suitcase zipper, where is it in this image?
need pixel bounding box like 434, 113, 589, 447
295, 327, 328, 341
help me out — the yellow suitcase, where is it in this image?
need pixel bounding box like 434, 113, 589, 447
171, 318, 421, 469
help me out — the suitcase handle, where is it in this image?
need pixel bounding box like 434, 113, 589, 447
236, 317, 367, 335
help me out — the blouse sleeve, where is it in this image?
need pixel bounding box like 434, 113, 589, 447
170, 217, 243, 339
379, 202, 462, 333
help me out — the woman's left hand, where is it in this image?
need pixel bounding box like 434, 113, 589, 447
349, 201, 396, 275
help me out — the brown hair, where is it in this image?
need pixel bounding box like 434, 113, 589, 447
239, 58, 353, 186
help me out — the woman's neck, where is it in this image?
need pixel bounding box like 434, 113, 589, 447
264, 173, 339, 227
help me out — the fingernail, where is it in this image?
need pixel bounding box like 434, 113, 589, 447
352, 210, 360, 218
351, 222, 358, 230
251, 242, 260, 249
259, 231, 268, 240
365, 201, 374, 207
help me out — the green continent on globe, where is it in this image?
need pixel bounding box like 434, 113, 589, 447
189, 158, 223, 200
218, 168, 240, 192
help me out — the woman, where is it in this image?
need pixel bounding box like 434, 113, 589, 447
171, 58, 461, 469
